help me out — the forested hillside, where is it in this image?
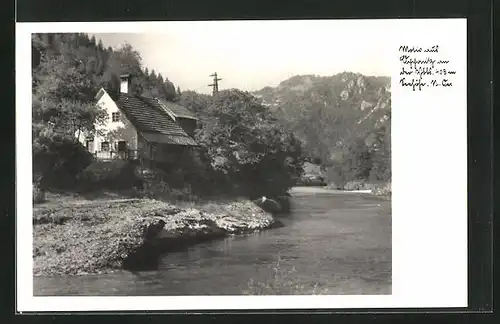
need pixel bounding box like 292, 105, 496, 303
252, 73, 391, 188
32, 33, 180, 99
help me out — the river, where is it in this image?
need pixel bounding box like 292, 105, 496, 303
34, 187, 392, 295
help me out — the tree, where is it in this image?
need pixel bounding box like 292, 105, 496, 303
155, 73, 167, 99
196, 89, 304, 197
33, 132, 93, 189
368, 122, 391, 182
32, 34, 109, 188
252, 72, 391, 185
101, 43, 144, 96
178, 90, 212, 116
163, 78, 177, 101
33, 54, 107, 139
97, 39, 104, 52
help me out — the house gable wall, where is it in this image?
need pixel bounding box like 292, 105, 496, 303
79, 89, 138, 157
79, 89, 196, 163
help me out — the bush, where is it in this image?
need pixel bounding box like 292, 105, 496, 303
77, 160, 141, 191
152, 148, 231, 197
243, 256, 329, 295
312, 157, 322, 165
134, 175, 199, 203
372, 181, 392, 197
343, 180, 366, 191
33, 183, 46, 204
325, 164, 347, 189
33, 134, 93, 190
194, 89, 305, 199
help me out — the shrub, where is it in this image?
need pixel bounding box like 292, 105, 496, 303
325, 164, 347, 189
33, 134, 93, 190
135, 179, 199, 203
33, 183, 46, 204
312, 157, 322, 165
77, 160, 141, 191
132, 166, 200, 203
154, 148, 235, 198
372, 181, 392, 197
243, 256, 329, 295
195, 89, 305, 198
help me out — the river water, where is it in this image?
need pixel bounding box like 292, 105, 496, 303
34, 188, 392, 296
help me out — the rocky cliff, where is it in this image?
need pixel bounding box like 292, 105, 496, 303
253, 72, 391, 163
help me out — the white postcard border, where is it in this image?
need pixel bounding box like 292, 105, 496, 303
16, 19, 468, 312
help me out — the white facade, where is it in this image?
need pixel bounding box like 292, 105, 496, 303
77, 86, 138, 159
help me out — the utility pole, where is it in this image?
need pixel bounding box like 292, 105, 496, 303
208, 72, 222, 95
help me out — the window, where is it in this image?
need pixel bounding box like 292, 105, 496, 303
101, 141, 110, 152
85, 140, 93, 151
112, 112, 120, 122
117, 141, 127, 152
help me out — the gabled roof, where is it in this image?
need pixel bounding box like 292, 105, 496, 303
156, 98, 198, 120
102, 89, 198, 146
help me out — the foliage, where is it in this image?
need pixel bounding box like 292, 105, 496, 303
137, 179, 199, 204
178, 90, 213, 116
31, 33, 391, 196
32, 33, 184, 191
325, 127, 390, 189
32, 34, 183, 135
33, 133, 94, 189
195, 89, 305, 198
77, 160, 141, 191
372, 181, 392, 197
32, 56, 108, 139
368, 124, 391, 182
33, 183, 46, 204
253, 73, 391, 187
243, 256, 329, 295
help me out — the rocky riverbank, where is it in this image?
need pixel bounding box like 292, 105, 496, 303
371, 182, 392, 198
33, 197, 283, 277
326, 180, 391, 199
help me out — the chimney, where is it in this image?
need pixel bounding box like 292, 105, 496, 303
120, 74, 131, 94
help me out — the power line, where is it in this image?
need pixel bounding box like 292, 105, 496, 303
208, 72, 222, 95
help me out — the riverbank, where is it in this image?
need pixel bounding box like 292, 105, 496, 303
34, 189, 391, 296
291, 184, 391, 199
33, 195, 282, 277
371, 182, 392, 199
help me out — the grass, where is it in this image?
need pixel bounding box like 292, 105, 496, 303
33, 184, 46, 204
243, 256, 330, 295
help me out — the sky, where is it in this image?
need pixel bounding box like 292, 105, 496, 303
93, 20, 392, 94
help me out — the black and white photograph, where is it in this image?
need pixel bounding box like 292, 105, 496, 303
17, 19, 468, 311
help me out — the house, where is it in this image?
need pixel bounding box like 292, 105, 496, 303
78, 74, 198, 168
